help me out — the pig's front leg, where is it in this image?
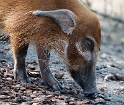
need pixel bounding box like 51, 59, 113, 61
36, 45, 64, 91
13, 44, 31, 84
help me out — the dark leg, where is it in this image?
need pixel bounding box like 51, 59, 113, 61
13, 44, 31, 84
36, 45, 64, 90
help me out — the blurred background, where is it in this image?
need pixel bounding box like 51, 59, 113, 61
81, 0, 124, 70
81, 0, 124, 19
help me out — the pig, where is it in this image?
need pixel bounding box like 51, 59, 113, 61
0, 0, 101, 95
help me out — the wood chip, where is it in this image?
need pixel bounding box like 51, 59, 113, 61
6, 77, 12, 81
104, 73, 124, 81
69, 102, 76, 105
27, 71, 40, 77
32, 103, 39, 105
94, 98, 106, 104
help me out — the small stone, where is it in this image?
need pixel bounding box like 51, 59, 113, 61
4, 46, 10, 50
104, 74, 116, 82
11, 103, 18, 105
27, 71, 40, 77
69, 102, 76, 105
33, 91, 37, 94
94, 98, 106, 104
114, 74, 124, 81
77, 100, 91, 105
119, 81, 124, 85
0, 95, 6, 99
46, 95, 52, 98
104, 97, 111, 101
6, 77, 12, 81
70, 97, 75, 101
57, 96, 64, 100
3, 90, 10, 95
20, 87, 26, 91
33, 98, 41, 102
51, 99, 56, 102
4, 72, 13, 78
8, 64, 14, 70
30, 94, 37, 98
32, 103, 39, 105
98, 94, 105, 98
15, 84, 21, 88
101, 53, 110, 59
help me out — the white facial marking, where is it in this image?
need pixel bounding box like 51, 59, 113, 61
60, 40, 68, 54
76, 42, 92, 61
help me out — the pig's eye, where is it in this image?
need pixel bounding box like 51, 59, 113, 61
84, 38, 94, 52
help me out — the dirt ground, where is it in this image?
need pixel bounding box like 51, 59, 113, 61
0, 14, 124, 105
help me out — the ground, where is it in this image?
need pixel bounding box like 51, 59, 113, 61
0, 14, 124, 105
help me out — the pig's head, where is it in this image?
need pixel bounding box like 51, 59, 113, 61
28, 9, 101, 95
66, 10, 101, 95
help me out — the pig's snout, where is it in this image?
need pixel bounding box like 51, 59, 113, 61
70, 65, 98, 95
67, 40, 100, 95
81, 68, 98, 95
81, 76, 98, 95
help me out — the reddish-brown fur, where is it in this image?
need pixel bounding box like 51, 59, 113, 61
0, 0, 101, 60
0, 0, 101, 95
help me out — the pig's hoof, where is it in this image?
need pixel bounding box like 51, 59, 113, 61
44, 78, 64, 91
42, 70, 65, 91
51, 81, 64, 91
20, 77, 31, 84
13, 70, 32, 84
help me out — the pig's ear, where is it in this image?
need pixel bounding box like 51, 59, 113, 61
27, 9, 76, 35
